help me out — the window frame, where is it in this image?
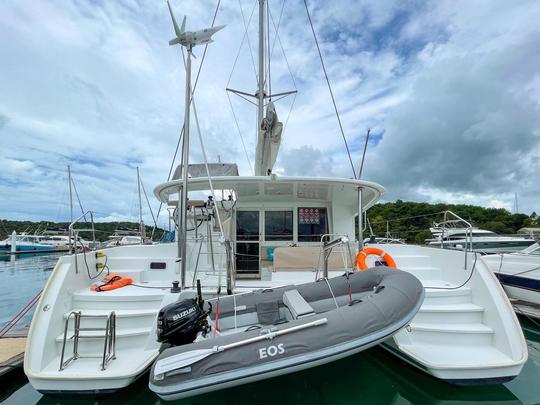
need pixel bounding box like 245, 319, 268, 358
263, 209, 294, 242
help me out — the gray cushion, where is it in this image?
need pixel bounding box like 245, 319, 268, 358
283, 289, 315, 319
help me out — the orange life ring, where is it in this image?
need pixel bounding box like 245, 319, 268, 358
356, 247, 397, 271
91, 274, 133, 292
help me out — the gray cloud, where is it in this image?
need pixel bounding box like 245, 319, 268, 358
0, 0, 539, 223
0, 113, 8, 130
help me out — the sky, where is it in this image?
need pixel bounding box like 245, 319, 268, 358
1, 0, 539, 228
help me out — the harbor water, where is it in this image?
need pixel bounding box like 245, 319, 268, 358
1, 253, 539, 404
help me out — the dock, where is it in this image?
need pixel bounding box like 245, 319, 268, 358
0, 337, 26, 378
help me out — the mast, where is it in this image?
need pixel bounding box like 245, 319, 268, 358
227, 0, 295, 176
137, 166, 144, 244
166, 0, 224, 289
68, 164, 73, 223
257, 0, 265, 135
179, 44, 192, 288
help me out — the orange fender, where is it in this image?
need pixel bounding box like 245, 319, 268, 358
356, 247, 397, 271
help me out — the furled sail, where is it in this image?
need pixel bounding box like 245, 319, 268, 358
255, 101, 283, 176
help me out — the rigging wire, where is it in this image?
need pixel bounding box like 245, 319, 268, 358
139, 176, 158, 232
358, 128, 371, 180
303, 0, 357, 179
267, 2, 297, 136
70, 177, 87, 222
268, 0, 286, 64
153, 0, 222, 238
237, 0, 259, 83
227, 91, 254, 173
268, 2, 297, 90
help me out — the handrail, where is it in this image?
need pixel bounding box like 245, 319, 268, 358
316, 234, 353, 279
438, 210, 473, 269
69, 211, 96, 254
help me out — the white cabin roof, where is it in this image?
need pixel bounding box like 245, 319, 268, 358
154, 175, 384, 211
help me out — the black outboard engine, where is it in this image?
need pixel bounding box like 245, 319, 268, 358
157, 298, 209, 346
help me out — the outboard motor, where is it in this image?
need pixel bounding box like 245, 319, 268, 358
157, 282, 210, 346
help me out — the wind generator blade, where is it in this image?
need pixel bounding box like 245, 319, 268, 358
180, 15, 186, 33
166, 0, 182, 36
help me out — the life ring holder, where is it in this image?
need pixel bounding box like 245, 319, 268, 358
356, 247, 397, 271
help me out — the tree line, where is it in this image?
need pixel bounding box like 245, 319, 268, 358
0, 219, 167, 242
365, 200, 538, 244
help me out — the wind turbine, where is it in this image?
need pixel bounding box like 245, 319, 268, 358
166, 0, 224, 289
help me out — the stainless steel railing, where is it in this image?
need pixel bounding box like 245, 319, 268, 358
68, 211, 96, 254
436, 210, 473, 269
316, 233, 354, 279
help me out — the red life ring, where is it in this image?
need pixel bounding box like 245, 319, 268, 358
356, 247, 397, 271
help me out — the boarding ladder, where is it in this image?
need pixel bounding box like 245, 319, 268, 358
59, 311, 116, 371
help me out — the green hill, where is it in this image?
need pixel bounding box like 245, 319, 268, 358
366, 200, 538, 244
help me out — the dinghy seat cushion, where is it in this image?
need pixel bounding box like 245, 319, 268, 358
283, 289, 315, 319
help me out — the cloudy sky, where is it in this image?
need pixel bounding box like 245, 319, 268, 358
1, 0, 539, 227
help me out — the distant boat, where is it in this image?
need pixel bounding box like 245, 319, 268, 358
483, 242, 540, 318
427, 225, 535, 253
105, 228, 151, 247
0, 234, 55, 253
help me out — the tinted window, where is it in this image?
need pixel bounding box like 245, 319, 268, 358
298, 207, 328, 242
265, 211, 293, 241
236, 211, 259, 241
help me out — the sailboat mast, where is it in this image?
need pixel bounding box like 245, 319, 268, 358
137, 166, 144, 244
257, 0, 265, 135
68, 164, 73, 223
179, 45, 193, 288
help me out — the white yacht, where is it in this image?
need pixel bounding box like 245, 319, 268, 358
0, 233, 56, 253
24, 0, 527, 395
428, 224, 534, 253
105, 228, 152, 248
483, 242, 540, 318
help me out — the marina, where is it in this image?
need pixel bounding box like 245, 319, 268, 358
2, 0, 540, 403
1, 253, 540, 403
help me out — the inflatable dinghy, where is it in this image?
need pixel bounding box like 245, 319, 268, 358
149, 267, 424, 400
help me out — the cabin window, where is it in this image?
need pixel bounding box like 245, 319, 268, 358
236, 211, 260, 241
264, 211, 293, 241
297, 207, 328, 242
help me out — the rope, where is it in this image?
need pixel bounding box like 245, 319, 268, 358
0, 289, 42, 337
324, 278, 339, 309
303, 0, 356, 179
424, 252, 478, 290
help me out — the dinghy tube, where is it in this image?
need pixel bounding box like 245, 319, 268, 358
149, 267, 424, 400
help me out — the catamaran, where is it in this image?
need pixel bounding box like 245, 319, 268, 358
24, 0, 527, 395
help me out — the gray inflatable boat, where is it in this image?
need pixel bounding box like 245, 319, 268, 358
149, 267, 424, 400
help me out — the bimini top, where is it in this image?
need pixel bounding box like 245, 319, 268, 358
154, 175, 384, 211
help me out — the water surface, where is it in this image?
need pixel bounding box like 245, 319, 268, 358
1, 254, 539, 404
